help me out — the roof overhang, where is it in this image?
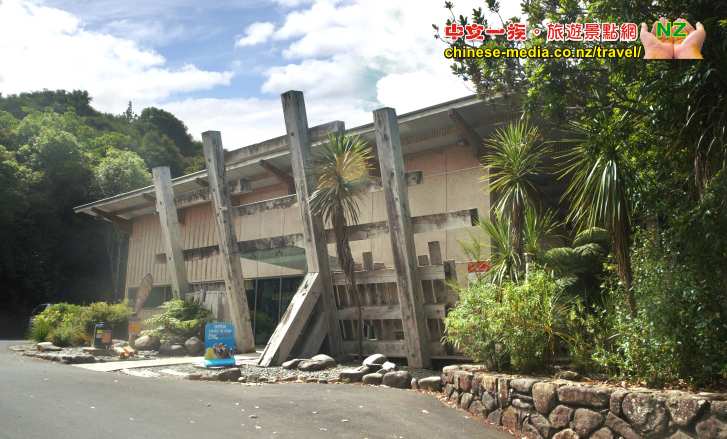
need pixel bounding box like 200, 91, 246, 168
74, 94, 518, 221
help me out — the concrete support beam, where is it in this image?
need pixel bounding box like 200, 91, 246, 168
201, 131, 255, 353
373, 107, 431, 369
258, 159, 296, 194
282, 90, 342, 357
151, 167, 189, 299
91, 208, 132, 234
449, 108, 485, 158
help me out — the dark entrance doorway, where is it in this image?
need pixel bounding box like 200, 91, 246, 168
247, 276, 303, 345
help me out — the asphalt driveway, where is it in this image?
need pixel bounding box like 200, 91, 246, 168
0, 340, 510, 439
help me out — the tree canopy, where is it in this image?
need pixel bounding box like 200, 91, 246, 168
0, 90, 204, 318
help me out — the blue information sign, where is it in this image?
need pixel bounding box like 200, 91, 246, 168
203, 322, 237, 367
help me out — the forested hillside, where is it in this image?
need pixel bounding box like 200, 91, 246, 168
0, 90, 203, 331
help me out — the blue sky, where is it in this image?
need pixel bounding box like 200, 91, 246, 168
1, 0, 522, 147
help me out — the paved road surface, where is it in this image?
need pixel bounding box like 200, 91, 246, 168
0, 341, 510, 439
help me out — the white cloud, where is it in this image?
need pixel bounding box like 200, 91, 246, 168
2, 0, 524, 148
0, 0, 233, 113
256, 0, 485, 116
172, 0, 523, 146
235, 21, 275, 47
162, 95, 371, 148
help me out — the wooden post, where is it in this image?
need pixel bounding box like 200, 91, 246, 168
201, 131, 255, 353
373, 107, 431, 368
152, 167, 189, 299
282, 90, 342, 357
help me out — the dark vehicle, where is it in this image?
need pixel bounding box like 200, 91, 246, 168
28, 303, 51, 331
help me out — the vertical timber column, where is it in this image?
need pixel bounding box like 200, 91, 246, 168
201, 131, 255, 353
281, 90, 342, 357
152, 166, 188, 299
373, 107, 431, 368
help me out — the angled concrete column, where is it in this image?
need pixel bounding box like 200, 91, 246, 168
152, 166, 188, 299
282, 90, 342, 357
373, 107, 431, 369
201, 131, 255, 353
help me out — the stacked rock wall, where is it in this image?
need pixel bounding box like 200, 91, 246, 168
441, 365, 726, 439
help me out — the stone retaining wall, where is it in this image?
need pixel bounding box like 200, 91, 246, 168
441, 365, 726, 439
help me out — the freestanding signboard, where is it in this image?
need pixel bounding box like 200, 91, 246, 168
203, 322, 237, 367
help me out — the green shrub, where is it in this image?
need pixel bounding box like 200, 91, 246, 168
27, 301, 131, 346
79, 301, 132, 335
28, 317, 52, 342
445, 268, 570, 372
48, 320, 86, 347
143, 299, 212, 342
33, 303, 84, 329
592, 234, 727, 387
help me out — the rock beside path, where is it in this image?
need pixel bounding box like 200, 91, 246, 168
184, 337, 204, 355
339, 366, 371, 382
382, 371, 412, 389
298, 354, 336, 371
362, 354, 387, 367
418, 376, 442, 392
36, 342, 61, 352
133, 335, 160, 350
362, 373, 383, 385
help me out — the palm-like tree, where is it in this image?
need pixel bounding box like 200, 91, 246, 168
482, 119, 550, 272
310, 133, 372, 358
461, 211, 520, 286
559, 111, 636, 315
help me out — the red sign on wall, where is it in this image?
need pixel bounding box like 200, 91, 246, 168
467, 261, 492, 273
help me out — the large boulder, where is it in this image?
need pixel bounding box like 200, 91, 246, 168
557, 385, 612, 408
133, 335, 160, 350
501, 406, 521, 432
532, 382, 558, 414
610, 389, 629, 416
666, 394, 707, 427
36, 342, 61, 352
184, 337, 204, 355
487, 409, 502, 425
460, 392, 474, 410
573, 408, 604, 437
418, 376, 442, 392
605, 413, 640, 439
382, 371, 412, 389
282, 358, 303, 369
454, 370, 475, 393
298, 354, 336, 371
376, 361, 397, 374
528, 413, 552, 439
511, 378, 540, 393
621, 392, 669, 437
549, 405, 574, 429
362, 353, 387, 368
339, 366, 371, 382
696, 402, 727, 439
362, 373, 383, 385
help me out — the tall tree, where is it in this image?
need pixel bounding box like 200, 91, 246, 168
483, 119, 550, 271
310, 134, 372, 358
560, 110, 636, 313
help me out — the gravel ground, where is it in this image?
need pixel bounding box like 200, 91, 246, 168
130, 361, 440, 383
